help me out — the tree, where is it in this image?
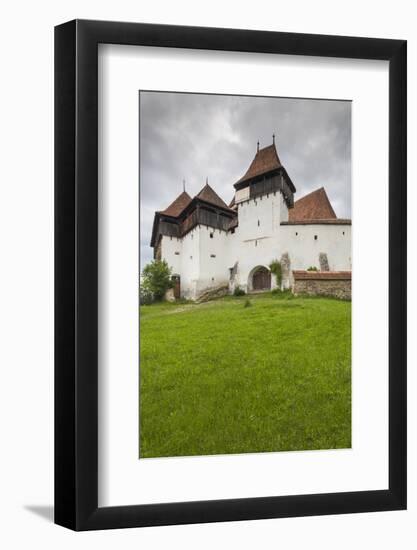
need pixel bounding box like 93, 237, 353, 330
141, 259, 173, 301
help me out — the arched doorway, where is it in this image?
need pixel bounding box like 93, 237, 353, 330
248, 266, 271, 291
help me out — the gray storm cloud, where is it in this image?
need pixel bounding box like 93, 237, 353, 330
140, 91, 351, 267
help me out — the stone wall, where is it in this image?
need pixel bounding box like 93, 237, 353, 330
292, 271, 351, 300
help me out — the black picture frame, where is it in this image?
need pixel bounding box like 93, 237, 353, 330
55, 19, 407, 531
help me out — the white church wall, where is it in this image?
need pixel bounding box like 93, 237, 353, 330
179, 228, 201, 299
235, 192, 284, 242
160, 235, 182, 274
230, 193, 287, 291
159, 193, 352, 300
280, 224, 352, 272
196, 226, 231, 293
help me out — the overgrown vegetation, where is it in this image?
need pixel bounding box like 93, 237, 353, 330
269, 260, 282, 288
139, 286, 153, 305
271, 288, 294, 299
140, 293, 351, 458
141, 259, 173, 301
307, 266, 318, 271
233, 285, 246, 297
243, 298, 252, 308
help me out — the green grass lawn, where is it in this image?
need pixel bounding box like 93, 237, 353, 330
139, 292, 351, 458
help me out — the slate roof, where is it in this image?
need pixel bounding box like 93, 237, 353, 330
288, 187, 337, 222
235, 144, 282, 185
159, 191, 192, 217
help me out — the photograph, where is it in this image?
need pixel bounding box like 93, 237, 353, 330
0, 0, 410, 543
139, 91, 352, 459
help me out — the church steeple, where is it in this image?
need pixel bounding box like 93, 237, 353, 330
234, 141, 283, 188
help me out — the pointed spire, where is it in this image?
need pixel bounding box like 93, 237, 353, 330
257, 140, 260, 152
182, 178, 186, 192
272, 133, 275, 145
234, 137, 284, 187
206, 176, 208, 185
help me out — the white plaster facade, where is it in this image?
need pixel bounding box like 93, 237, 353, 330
152, 143, 351, 300
159, 189, 351, 300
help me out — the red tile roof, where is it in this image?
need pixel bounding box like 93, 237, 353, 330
235, 144, 282, 185
159, 191, 192, 217
293, 270, 351, 280
196, 183, 230, 210
289, 187, 337, 222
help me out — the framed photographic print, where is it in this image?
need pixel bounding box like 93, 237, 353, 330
55, 20, 406, 530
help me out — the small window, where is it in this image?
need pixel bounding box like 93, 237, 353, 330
174, 252, 180, 255
314, 235, 318, 241
210, 254, 216, 258
257, 220, 260, 227
295, 232, 298, 236
211, 277, 215, 282
190, 256, 193, 260
342, 231, 345, 235
210, 232, 214, 239
255, 240, 258, 247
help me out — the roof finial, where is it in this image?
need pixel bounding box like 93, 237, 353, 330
182, 178, 186, 192
272, 133, 275, 145
206, 176, 208, 186
257, 140, 260, 152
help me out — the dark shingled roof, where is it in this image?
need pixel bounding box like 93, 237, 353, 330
235, 143, 282, 185
196, 183, 230, 210
159, 191, 192, 217
289, 187, 337, 222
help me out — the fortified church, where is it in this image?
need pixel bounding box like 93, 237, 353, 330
151, 138, 351, 300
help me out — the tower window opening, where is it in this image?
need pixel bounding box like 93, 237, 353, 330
314, 235, 318, 241
257, 220, 260, 227
210, 232, 214, 238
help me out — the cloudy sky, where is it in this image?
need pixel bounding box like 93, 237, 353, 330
140, 91, 351, 267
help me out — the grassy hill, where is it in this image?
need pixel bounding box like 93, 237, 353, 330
139, 292, 351, 458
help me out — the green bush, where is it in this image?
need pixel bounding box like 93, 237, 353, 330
233, 286, 246, 297
244, 298, 252, 308
307, 266, 318, 271
139, 286, 154, 305
269, 260, 282, 288
141, 259, 173, 301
